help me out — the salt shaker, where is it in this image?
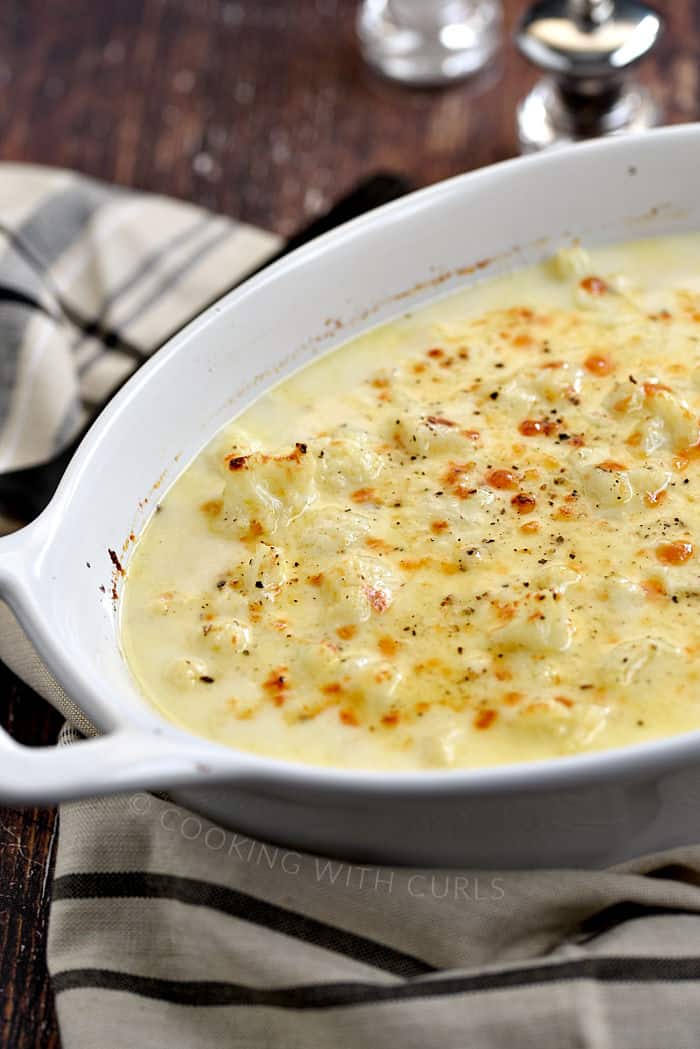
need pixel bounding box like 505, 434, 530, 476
515, 0, 664, 152
357, 0, 502, 86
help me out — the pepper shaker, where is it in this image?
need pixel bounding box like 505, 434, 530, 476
515, 0, 664, 152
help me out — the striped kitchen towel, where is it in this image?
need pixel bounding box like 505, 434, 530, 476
3, 166, 700, 1049
0, 164, 279, 479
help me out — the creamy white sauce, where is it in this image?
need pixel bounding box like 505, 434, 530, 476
122, 234, 700, 770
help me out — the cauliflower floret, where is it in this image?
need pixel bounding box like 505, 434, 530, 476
648, 560, 700, 599
514, 696, 610, 751
166, 656, 211, 688
290, 505, 372, 556
335, 652, 404, 722
199, 616, 252, 653
580, 463, 634, 510
627, 464, 671, 503
599, 636, 682, 689
599, 575, 644, 617
419, 727, 466, 768
243, 543, 290, 597
578, 458, 671, 513
491, 593, 574, 654
534, 563, 581, 594
548, 245, 592, 281
603, 380, 645, 418
498, 375, 538, 414
531, 362, 585, 404
314, 434, 384, 492
637, 417, 670, 456
438, 471, 497, 522
320, 554, 398, 625
643, 386, 698, 451
206, 425, 261, 472
388, 407, 472, 457
216, 445, 317, 537
500, 362, 584, 412
604, 380, 699, 452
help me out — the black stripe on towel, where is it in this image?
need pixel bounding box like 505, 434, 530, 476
0, 183, 143, 361
0, 182, 115, 273
79, 216, 211, 320
52, 872, 433, 979
52, 955, 700, 1010
114, 221, 232, 331
575, 902, 700, 946
0, 281, 141, 359
72, 216, 227, 365
0, 285, 57, 313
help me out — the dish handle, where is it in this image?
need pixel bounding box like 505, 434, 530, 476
0, 722, 223, 805
0, 525, 227, 805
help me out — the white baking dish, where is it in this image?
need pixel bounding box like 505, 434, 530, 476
3, 124, 700, 868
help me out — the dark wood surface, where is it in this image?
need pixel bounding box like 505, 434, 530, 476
0, 0, 694, 1045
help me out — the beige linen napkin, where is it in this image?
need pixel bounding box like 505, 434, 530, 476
2, 166, 700, 1049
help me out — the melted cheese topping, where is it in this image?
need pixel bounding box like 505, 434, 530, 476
122, 235, 700, 771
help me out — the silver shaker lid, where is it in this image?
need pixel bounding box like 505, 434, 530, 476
515, 0, 664, 151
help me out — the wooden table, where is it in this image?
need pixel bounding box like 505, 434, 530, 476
0, 0, 692, 1044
